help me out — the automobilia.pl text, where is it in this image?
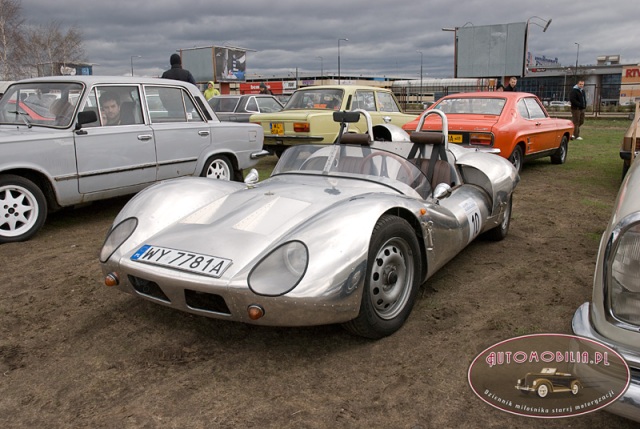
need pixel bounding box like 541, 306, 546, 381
485, 351, 609, 368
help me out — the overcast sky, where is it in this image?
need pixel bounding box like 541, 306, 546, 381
19, 0, 640, 80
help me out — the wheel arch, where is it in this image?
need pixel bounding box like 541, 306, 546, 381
381, 206, 428, 281
0, 168, 60, 211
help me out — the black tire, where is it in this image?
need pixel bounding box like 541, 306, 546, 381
570, 381, 581, 395
483, 196, 512, 241
343, 215, 421, 339
536, 382, 551, 398
0, 174, 48, 243
622, 161, 630, 181
201, 155, 233, 181
550, 135, 569, 164
508, 145, 524, 173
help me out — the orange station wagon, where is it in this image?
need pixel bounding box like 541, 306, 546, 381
402, 92, 574, 172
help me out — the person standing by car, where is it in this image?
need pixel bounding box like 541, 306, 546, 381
161, 53, 196, 85
204, 81, 220, 100
503, 76, 517, 91
569, 80, 587, 140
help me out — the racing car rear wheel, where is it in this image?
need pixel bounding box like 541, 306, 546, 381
483, 196, 512, 241
0, 174, 48, 243
343, 215, 421, 339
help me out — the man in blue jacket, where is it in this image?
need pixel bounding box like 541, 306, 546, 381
569, 80, 587, 140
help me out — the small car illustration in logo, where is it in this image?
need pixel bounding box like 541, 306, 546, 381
515, 368, 582, 398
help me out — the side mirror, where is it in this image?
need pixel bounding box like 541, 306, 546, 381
433, 183, 452, 199
333, 111, 360, 123
77, 110, 97, 125
244, 168, 259, 185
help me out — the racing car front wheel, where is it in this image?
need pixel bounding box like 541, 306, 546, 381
343, 215, 421, 339
0, 174, 48, 243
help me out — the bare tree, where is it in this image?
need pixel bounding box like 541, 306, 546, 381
24, 21, 86, 76
0, 0, 25, 80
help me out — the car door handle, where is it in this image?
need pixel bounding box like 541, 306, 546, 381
535, 122, 542, 126
198, 130, 210, 136
383, 116, 392, 123
137, 134, 153, 141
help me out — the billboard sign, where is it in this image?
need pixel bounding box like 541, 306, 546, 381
456, 22, 527, 78
214, 47, 246, 82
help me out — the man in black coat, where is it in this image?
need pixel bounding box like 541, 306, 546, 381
569, 80, 587, 140
161, 53, 196, 85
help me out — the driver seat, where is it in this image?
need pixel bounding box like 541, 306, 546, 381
408, 132, 453, 189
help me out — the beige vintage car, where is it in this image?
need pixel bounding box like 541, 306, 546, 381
249, 85, 416, 157
620, 102, 639, 179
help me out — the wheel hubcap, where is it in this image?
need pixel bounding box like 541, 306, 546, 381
0, 186, 38, 237
369, 238, 414, 319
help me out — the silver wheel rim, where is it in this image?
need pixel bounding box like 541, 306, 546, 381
206, 160, 231, 180
369, 237, 414, 320
511, 149, 522, 171
0, 184, 40, 238
538, 384, 549, 397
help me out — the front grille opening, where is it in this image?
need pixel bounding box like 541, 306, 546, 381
185, 289, 230, 315
128, 275, 170, 302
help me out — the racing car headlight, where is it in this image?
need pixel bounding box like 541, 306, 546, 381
99, 217, 138, 263
249, 241, 308, 296
607, 218, 640, 326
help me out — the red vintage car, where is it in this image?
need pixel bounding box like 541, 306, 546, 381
402, 92, 574, 172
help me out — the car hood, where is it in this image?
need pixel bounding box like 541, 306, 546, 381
130, 175, 390, 279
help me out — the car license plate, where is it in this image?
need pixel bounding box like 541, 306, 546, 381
448, 134, 463, 143
270, 122, 284, 135
131, 244, 232, 278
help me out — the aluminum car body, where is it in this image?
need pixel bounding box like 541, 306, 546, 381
100, 111, 517, 337
572, 158, 640, 422
0, 76, 266, 242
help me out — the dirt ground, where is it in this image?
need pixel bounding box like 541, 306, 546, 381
1, 123, 639, 428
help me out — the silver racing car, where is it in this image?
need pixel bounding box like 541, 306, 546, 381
99, 110, 519, 338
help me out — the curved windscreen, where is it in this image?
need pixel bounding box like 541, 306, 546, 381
272, 144, 431, 199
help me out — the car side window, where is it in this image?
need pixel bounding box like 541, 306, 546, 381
256, 97, 282, 113
353, 91, 376, 111
245, 97, 259, 112
516, 99, 530, 119
95, 85, 143, 126
183, 93, 204, 123
524, 97, 547, 119
80, 89, 101, 127
377, 92, 401, 112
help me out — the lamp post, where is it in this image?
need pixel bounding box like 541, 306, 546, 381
525, 17, 552, 76
316, 56, 323, 78
338, 38, 348, 82
130, 55, 141, 76
574, 42, 580, 73
416, 50, 423, 102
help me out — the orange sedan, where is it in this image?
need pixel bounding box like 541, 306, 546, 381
402, 92, 574, 172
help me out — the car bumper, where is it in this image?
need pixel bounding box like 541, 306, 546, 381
264, 134, 326, 146
572, 302, 640, 423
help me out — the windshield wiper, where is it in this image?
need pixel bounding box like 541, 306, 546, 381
8, 110, 33, 128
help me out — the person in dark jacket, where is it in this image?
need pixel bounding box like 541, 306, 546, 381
569, 80, 587, 140
503, 76, 517, 91
161, 53, 196, 85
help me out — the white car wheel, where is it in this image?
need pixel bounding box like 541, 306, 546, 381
202, 155, 232, 181
0, 175, 47, 243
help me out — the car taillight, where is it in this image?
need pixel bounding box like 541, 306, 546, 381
294, 122, 310, 132
469, 133, 493, 146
